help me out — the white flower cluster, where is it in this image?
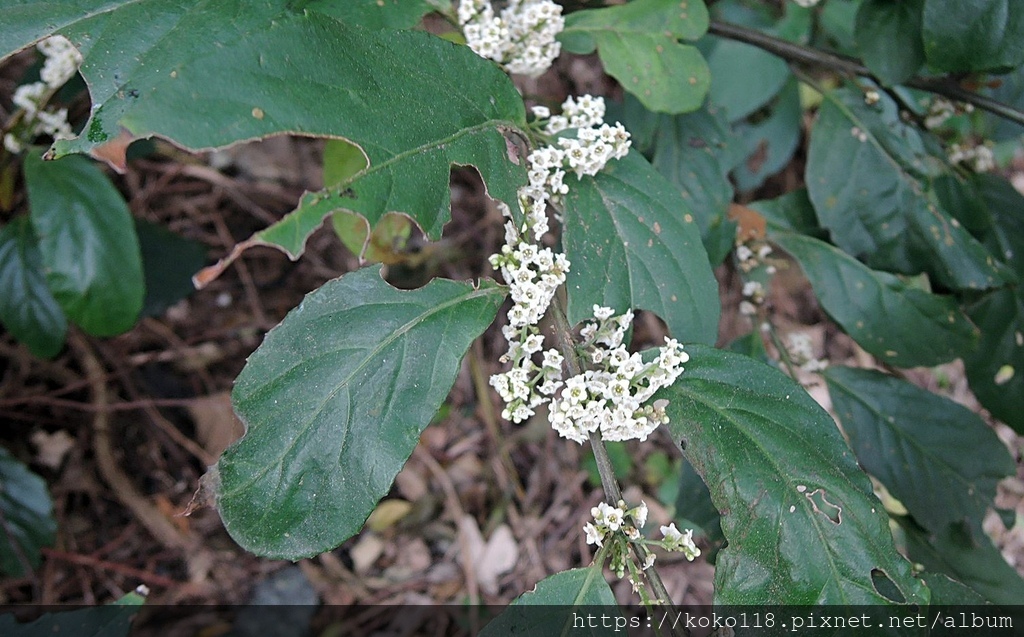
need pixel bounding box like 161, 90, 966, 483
948, 142, 995, 172
549, 307, 688, 444
4, 36, 81, 154
458, 0, 563, 78
791, 0, 821, 7
660, 522, 701, 561
739, 280, 765, 317
924, 97, 973, 130
489, 96, 633, 428
787, 332, 828, 373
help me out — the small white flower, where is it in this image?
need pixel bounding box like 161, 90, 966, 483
584, 521, 604, 547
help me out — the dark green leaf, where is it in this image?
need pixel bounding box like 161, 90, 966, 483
922, 0, 1024, 72
621, 97, 744, 265
773, 233, 978, 367
750, 188, 824, 238
561, 152, 719, 345
824, 366, 1014, 532
135, 219, 206, 318
0, 591, 143, 637
0, 217, 67, 358
479, 568, 618, 637
855, 0, 925, 85
663, 345, 927, 604
4, 3, 526, 271
305, 0, 434, 30
0, 447, 56, 577
921, 572, 989, 605
900, 518, 1024, 605
675, 459, 723, 547
819, 0, 862, 55
560, 0, 710, 114
214, 266, 504, 558
706, 38, 790, 122
963, 288, 1024, 433
23, 153, 143, 336
806, 88, 1009, 291
732, 79, 802, 192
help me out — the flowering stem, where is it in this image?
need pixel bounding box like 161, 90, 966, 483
548, 297, 685, 633
707, 20, 1024, 127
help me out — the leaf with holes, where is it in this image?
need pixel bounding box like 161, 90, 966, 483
806, 88, 1010, 291
23, 153, 143, 337
824, 366, 1014, 532
773, 233, 978, 367
561, 151, 719, 345
0, 447, 56, 577
213, 266, 504, 559
559, 0, 710, 114
662, 345, 928, 604
0, 217, 67, 359
479, 567, 618, 636
1, 2, 526, 282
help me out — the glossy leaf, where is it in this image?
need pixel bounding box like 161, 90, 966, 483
807, 89, 1009, 291
855, 0, 925, 85
0, 591, 144, 637
213, 266, 504, 558
922, 0, 1024, 72
621, 97, 744, 265
900, 518, 1024, 605
824, 366, 1014, 532
963, 288, 1024, 433
0, 447, 56, 577
3, 2, 526, 278
561, 152, 719, 345
23, 153, 143, 337
0, 217, 67, 358
662, 345, 927, 604
479, 567, 618, 637
773, 233, 978, 367
559, 0, 710, 114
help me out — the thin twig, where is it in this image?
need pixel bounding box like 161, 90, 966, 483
708, 20, 1024, 127
40, 548, 183, 589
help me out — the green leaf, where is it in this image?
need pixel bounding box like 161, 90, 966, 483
0, 447, 56, 577
806, 88, 1009, 291
4, 3, 526, 273
560, 0, 710, 114
706, 38, 790, 122
561, 151, 719, 345
621, 97, 744, 265
479, 567, 618, 637
675, 459, 723, 547
749, 188, 823, 238
23, 153, 143, 337
305, 0, 434, 30
920, 572, 989, 605
135, 219, 206, 318
662, 345, 927, 604
963, 287, 1024, 433
773, 233, 978, 367
0, 217, 67, 358
900, 518, 1024, 605
823, 366, 1014, 532
854, 0, 925, 85
732, 79, 802, 192
922, 0, 1024, 72
0, 591, 143, 637
213, 266, 504, 559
